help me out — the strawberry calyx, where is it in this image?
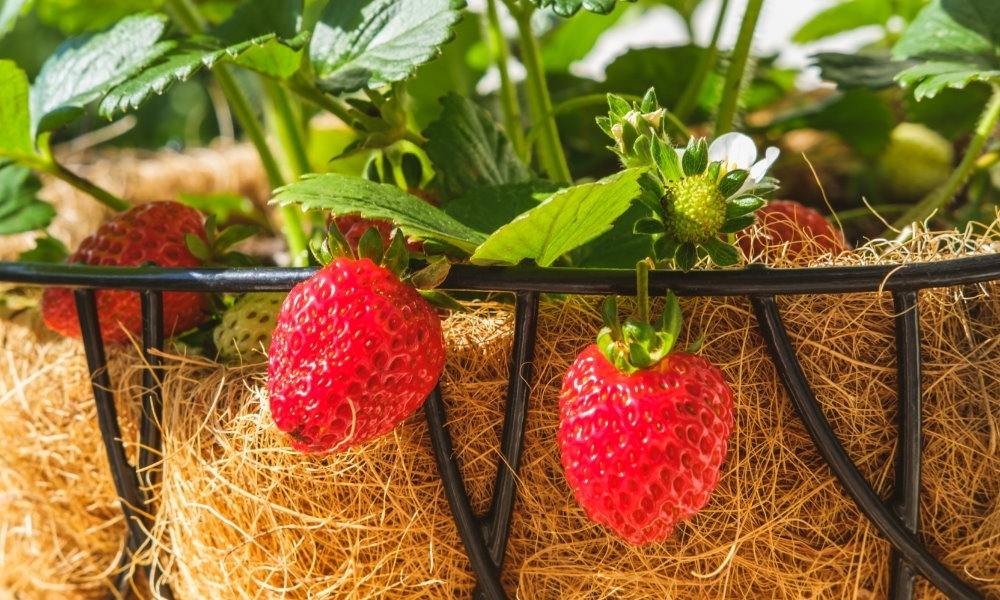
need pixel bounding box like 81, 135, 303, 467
597, 259, 683, 374
184, 213, 259, 267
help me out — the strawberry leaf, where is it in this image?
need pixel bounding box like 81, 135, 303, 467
0, 164, 54, 234
424, 93, 535, 198
701, 237, 739, 266
30, 13, 173, 136
0, 60, 34, 159
813, 52, 915, 90
470, 168, 646, 266
18, 235, 68, 263
793, 0, 891, 44
272, 174, 487, 253
526, 0, 635, 17
309, 0, 465, 94
892, 0, 1000, 99
441, 182, 557, 234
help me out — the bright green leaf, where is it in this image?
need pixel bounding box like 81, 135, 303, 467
442, 181, 557, 234
470, 168, 645, 266
309, 0, 465, 94
424, 93, 535, 198
541, 3, 629, 72
528, 0, 635, 17
272, 174, 487, 253
0, 60, 34, 158
35, 0, 163, 33
793, 0, 891, 44
18, 235, 67, 263
898, 61, 1000, 100
0, 0, 32, 37
650, 135, 682, 181
0, 164, 54, 234
30, 13, 172, 136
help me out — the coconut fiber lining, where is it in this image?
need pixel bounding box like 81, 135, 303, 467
149, 228, 999, 599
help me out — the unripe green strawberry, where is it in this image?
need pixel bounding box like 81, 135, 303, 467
41, 201, 209, 343
267, 257, 445, 454
661, 175, 727, 244
878, 123, 953, 200
214, 292, 286, 361
559, 345, 734, 545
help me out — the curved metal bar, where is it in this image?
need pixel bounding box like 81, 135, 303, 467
425, 385, 509, 600
474, 291, 540, 600
5, 252, 1000, 295
139, 291, 175, 600
751, 296, 982, 600
73, 290, 152, 592
890, 291, 921, 600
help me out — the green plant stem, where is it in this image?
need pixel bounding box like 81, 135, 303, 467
165, 0, 309, 266
486, 0, 527, 160
527, 93, 690, 145
43, 161, 130, 212
888, 83, 1000, 236
675, 0, 730, 122
635, 259, 650, 323
715, 0, 764, 135
510, 3, 572, 183
263, 80, 311, 178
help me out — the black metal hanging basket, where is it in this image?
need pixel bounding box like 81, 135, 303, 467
2, 255, 999, 600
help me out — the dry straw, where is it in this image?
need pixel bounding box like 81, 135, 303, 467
2, 223, 999, 599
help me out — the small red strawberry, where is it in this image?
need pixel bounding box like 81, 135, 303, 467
41, 201, 210, 343
736, 199, 849, 262
559, 264, 733, 545
267, 231, 445, 454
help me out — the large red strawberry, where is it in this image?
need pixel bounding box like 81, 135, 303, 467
559, 271, 734, 545
736, 199, 849, 263
41, 201, 209, 343
267, 255, 445, 454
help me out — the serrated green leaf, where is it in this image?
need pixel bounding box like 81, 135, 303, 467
793, 0, 891, 44
0, 0, 32, 37
0, 60, 34, 158
30, 13, 172, 136
470, 168, 645, 266
813, 52, 914, 90
272, 174, 487, 253
702, 237, 739, 266
0, 164, 53, 234
309, 0, 465, 94
442, 181, 557, 234
892, 0, 1000, 98
18, 235, 67, 263
528, 0, 634, 17
650, 135, 682, 181
424, 93, 534, 198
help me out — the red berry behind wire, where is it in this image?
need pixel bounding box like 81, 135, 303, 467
559, 345, 734, 545
267, 257, 445, 454
737, 200, 849, 263
40, 201, 209, 343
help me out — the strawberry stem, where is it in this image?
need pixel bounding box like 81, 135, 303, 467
636, 258, 651, 324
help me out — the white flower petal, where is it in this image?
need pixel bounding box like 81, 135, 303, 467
708, 132, 757, 169
733, 146, 780, 197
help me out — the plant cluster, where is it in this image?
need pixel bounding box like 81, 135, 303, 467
1, 0, 999, 545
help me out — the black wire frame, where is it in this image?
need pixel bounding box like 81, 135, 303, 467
3, 256, 998, 599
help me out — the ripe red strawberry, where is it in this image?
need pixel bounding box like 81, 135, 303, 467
267, 256, 445, 453
41, 201, 209, 343
736, 200, 849, 262
559, 346, 733, 545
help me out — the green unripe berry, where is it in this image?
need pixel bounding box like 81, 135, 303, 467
214, 292, 286, 361
878, 123, 953, 200
661, 175, 727, 244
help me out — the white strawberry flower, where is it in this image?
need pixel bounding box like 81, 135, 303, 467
706, 132, 780, 196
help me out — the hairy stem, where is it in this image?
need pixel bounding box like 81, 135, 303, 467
715, 0, 764, 134
44, 161, 130, 212
889, 83, 1000, 235
675, 0, 730, 122
486, 0, 527, 160
528, 93, 690, 145
512, 3, 572, 183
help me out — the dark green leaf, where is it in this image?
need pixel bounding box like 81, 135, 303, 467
409, 256, 451, 289
603, 46, 720, 114
650, 135, 682, 181
272, 174, 487, 253
600, 296, 620, 336
442, 181, 557, 234
606, 93, 631, 120
569, 201, 656, 268
0, 164, 53, 234
424, 93, 534, 198
418, 289, 466, 313
309, 0, 465, 94
30, 13, 172, 136
633, 216, 664, 234
814, 52, 914, 90
528, 0, 635, 17
682, 138, 707, 176
357, 226, 385, 264
892, 0, 1000, 98
18, 235, 67, 263
210, 0, 301, 43
725, 195, 765, 218
674, 242, 697, 271
471, 168, 646, 266
701, 237, 739, 266
401, 152, 423, 189
0, 0, 32, 37
34, 0, 162, 34
718, 169, 748, 197
383, 230, 410, 276
719, 214, 755, 233
0, 60, 33, 158
793, 0, 891, 44
904, 83, 992, 138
